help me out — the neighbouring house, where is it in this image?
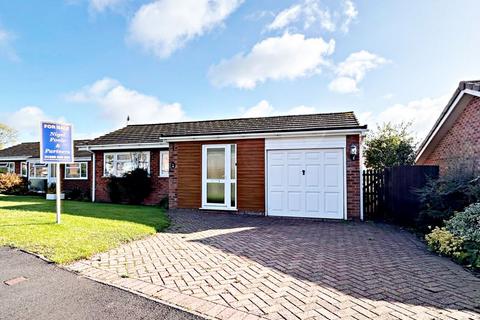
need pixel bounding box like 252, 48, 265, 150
0, 140, 93, 195
416, 80, 480, 174
80, 112, 367, 220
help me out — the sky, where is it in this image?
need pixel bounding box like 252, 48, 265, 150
0, 0, 479, 144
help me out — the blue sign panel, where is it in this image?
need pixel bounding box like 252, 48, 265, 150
40, 122, 74, 163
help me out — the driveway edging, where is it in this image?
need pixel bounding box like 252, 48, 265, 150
67, 261, 266, 320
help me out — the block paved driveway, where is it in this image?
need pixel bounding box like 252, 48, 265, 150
69, 211, 480, 320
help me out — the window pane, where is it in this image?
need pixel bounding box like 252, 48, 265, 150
117, 154, 131, 161
231, 145, 236, 179
0, 164, 7, 174
50, 164, 56, 178
21, 163, 27, 176
160, 151, 169, 177
66, 164, 80, 178
207, 183, 225, 204
231, 183, 236, 207
207, 148, 225, 179
81, 163, 87, 177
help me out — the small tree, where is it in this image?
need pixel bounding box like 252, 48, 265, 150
0, 123, 17, 149
364, 122, 416, 170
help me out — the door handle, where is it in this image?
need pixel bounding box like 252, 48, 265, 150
302, 170, 305, 175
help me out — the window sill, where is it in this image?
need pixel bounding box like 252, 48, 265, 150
65, 178, 88, 180
199, 206, 237, 211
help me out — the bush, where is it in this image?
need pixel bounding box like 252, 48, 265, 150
0, 173, 28, 194
416, 167, 480, 228
426, 203, 480, 269
107, 168, 152, 204
159, 196, 169, 210
65, 187, 89, 201
123, 168, 152, 204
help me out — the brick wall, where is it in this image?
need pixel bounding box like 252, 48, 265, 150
94, 149, 169, 205
346, 134, 361, 219
418, 96, 480, 174
169, 139, 265, 214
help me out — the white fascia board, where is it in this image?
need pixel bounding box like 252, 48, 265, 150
74, 157, 92, 161
0, 156, 30, 161
79, 142, 169, 151
415, 89, 478, 162
162, 128, 367, 142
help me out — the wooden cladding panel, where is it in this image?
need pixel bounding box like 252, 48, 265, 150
175, 139, 265, 213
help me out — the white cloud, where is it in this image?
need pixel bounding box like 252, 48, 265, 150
209, 33, 335, 89
0, 28, 19, 62
267, 5, 302, 31
267, 0, 356, 33
67, 77, 186, 127
329, 50, 388, 93
3, 106, 65, 142
240, 100, 316, 118
341, 0, 358, 33
89, 0, 125, 13
128, 0, 243, 58
359, 95, 449, 139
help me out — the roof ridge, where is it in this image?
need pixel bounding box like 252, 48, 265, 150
125, 111, 356, 127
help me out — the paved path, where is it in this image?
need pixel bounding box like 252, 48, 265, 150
70, 211, 480, 320
0, 247, 201, 320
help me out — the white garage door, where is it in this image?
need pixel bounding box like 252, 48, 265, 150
267, 149, 344, 219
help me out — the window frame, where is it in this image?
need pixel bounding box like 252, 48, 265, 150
103, 151, 150, 177
201, 144, 237, 210
29, 162, 48, 179
21, 162, 28, 177
159, 150, 169, 178
0, 162, 15, 174
65, 162, 88, 180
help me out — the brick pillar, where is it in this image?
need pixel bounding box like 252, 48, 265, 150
346, 135, 361, 219
168, 143, 178, 209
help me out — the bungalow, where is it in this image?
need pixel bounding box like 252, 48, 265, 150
80, 112, 367, 220
416, 80, 480, 174
0, 140, 93, 195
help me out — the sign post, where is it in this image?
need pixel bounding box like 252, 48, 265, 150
40, 122, 74, 224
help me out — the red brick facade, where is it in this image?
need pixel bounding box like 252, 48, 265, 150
346, 134, 361, 219
93, 149, 169, 205
417, 96, 480, 174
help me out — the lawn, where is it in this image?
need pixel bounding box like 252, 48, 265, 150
0, 195, 169, 264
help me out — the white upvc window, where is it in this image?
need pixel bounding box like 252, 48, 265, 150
21, 162, 28, 177
159, 150, 169, 177
29, 163, 48, 179
103, 152, 150, 177
65, 162, 88, 180
201, 144, 237, 210
0, 162, 15, 174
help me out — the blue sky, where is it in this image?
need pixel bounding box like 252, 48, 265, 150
0, 0, 479, 143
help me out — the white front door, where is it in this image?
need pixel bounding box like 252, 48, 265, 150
267, 149, 344, 219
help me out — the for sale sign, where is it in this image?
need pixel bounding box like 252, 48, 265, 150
40, 122, 74, 163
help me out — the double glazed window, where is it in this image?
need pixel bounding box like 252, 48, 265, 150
29, 163, 48, 179
104, 152, 150, 177
65, 162, 88, 179
202, 144, 236, 209
0, 162, 14, 174
159, 150, 169, 177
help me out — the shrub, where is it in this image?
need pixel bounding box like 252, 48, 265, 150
65, 187, 89, 201
47, 183, 57, 194
123, 168, 152, 204
159, 196, 169, 210
0, 173, 28, 194
425, 227, 464, 258
416, 167, 480, 228
107, 176, 125, 204
107, 168, 152, 204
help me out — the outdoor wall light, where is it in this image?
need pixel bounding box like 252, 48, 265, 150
170, 162, 176, 170
350, 143, 358, 161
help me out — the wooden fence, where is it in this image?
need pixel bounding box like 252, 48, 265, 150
363, 165, 439, 223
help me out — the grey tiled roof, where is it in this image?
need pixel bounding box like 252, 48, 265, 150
0, 140, 92, 159
86, 112, 366, 146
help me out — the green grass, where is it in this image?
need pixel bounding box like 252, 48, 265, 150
0, 195, 169, 264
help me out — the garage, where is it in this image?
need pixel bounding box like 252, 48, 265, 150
267, 148, 345, 219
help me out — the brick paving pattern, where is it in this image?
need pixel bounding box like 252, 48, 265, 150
69, 211, 480, 320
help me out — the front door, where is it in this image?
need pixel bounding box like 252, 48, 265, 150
202, 144, 237, 210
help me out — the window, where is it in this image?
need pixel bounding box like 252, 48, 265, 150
29, 163, 48, 179
159, 151, 169, 177
104, 152, 150, 177
65, 162, 88, 179
202, 144, 236, 209
0, 162, 14, 174
21, 162, 28, 177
